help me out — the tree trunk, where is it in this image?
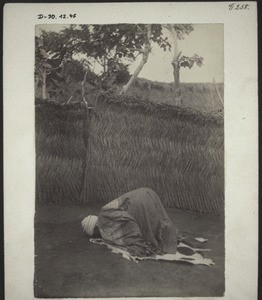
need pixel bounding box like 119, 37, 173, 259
170, 26, 181, 90
81, 70, 89, 107
120, 25, 152, 95
172, 62, 180, 88
41, 69, 48, 100
35, 76, 39, 97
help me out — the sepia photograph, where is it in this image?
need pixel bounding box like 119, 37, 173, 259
3, 2, 258, 300
34, 23, 224, 298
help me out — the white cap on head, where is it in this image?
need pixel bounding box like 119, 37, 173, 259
81, 215, 98, 236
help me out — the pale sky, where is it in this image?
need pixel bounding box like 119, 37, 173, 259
36, 24, 224, 83
135, 24, 224, 83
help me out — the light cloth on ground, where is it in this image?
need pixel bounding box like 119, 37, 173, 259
90, 238, 214, 267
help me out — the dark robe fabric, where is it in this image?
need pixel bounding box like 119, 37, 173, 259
97, 187, 179, 256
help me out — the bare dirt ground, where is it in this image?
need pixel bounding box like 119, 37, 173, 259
34, 204, 224, 298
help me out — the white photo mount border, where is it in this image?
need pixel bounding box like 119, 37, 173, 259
4, 2, 258, 300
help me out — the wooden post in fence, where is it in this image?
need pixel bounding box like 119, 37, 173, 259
80, 70, 94, 204
213, 78, 223, 106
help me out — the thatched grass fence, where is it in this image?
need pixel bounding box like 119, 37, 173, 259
35, 100, 87, 204
35, 94, 224, 214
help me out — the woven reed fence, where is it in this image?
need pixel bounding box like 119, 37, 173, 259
35, 94, 224, 214
35, 99, 87, 204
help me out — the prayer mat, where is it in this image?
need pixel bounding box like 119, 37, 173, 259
90, 237, 214, 267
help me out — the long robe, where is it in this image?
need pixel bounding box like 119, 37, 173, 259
97, 187, 179, 256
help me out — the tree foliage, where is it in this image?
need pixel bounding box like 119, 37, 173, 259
163, 24, 203, 90
35, 32, 85, 101
179, 54, 204, 69
35, 23, 202, 101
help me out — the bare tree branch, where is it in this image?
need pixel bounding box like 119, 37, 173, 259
120, 24, 152, 95
81, 70, 88, 108
136, 24, 145, 33
129, 47, 144, 53
213, 78, 223, 106
66, 95, 73, 103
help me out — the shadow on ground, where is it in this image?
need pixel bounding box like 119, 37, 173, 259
34, 204, 224, 298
